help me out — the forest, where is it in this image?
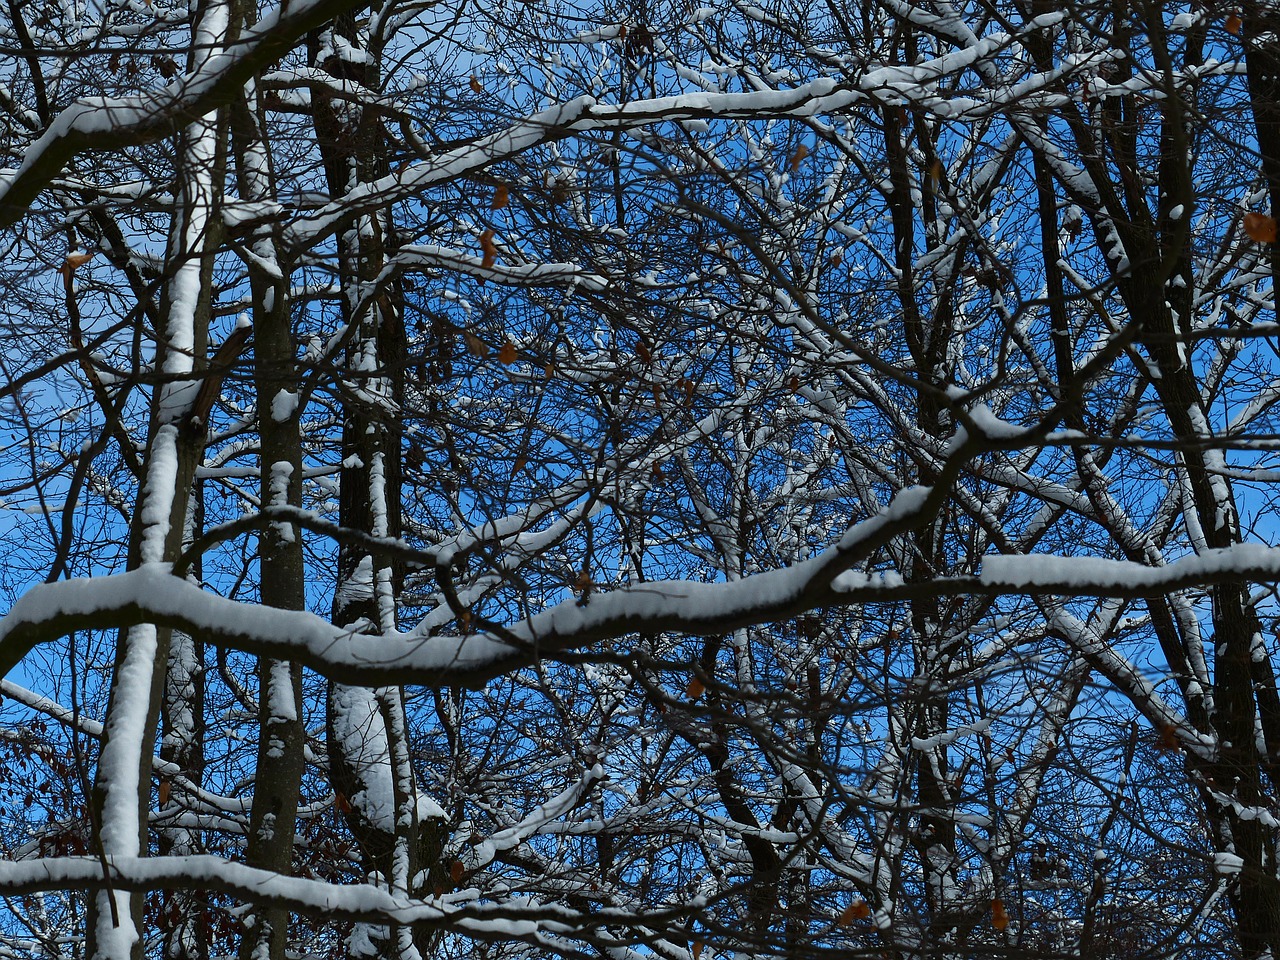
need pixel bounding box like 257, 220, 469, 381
0, 0, 1276, 956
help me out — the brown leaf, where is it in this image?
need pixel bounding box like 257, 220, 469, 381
335, 792, 352, 814
1156, 724, 1181, 752
470, 75, 483, 93
636, 339, 652, 364
829, 250, 842, 266
158, 781, 171, 806
543, 362, 555, 378
838, 900, 870, 926
1226, 12, 1242, 34
1244, 211, 1277, 243
464, 332, 489, 358
480, 228, 499, 268
450, 860, 465, 884
929, 158, 944, 187
498, 340, 518, 366
513, 455, 527, 473
686, 676, 705, 700
62, 250, 95, 274
789, 143, 810, 173
491, 184, 510, 210
691, 940, 703, 960
991, 898, 1009, 931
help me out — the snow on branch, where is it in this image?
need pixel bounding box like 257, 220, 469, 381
0, 0, 366, 229
6, 494, 1280, 687
0, 853, 690, 939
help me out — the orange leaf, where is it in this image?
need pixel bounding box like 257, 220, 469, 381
450, 860, 465, 884
838, 900, 870, 926
1244, 212, 1277, 243
686, 676, 705, 699
470, 75, 483, 93
335, 792, 352, 814
1226, 12, 1242, 34
691, 940, 703, 960
513, 455, 527, 473
636, 339, 652, 364
991, 898, 1009, 931
543, 362, 555, 378
158, 781, 171, 806
464, 332, 489, 358
491, 184, 510, 209
929, 158, 944, 187
498, 340, 518, 365
789, 143, 810, 173
480, 229, 499, 268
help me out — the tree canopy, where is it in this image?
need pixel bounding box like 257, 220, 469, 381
0, 0, 1277, 957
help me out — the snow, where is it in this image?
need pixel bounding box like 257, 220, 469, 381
270, 389, 298, 422
1213, 852, 1244, 875
330, 684, 395, 832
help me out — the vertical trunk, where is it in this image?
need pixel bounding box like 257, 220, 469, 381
84, 4, 225, 953
159, 488, 209, 960
230, 52, 308, 960
880, 51, 963, 946
309, 22, 423, 958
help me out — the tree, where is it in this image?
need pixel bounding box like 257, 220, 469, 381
0, 0, 1277, 957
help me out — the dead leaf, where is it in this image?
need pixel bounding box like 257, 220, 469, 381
498, 340, 518, 365
1226, 12, 1242, 34
789, 143, 810, 173
61, 250, 95, 274
839, 900, 870, 926
335, 792, 352, 814
158, 781, 171, 806
636, 339, 652, 364
929, 157, 944, 187
543, 362, 555, 378
1156, 724, 1181, 752
470, 75, 483, 93
480, 229, 499, 268
1244, 211, 1277, 243
513, 455, 527, 473
686, 676, 705, 699
491, 184, 510, 209
450, 860, 465, 884
991, 898, 1009, 931
464, 332, 489, 358
691, 940, 703, 960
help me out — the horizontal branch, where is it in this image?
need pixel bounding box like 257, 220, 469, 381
3, 492, 1278, 686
